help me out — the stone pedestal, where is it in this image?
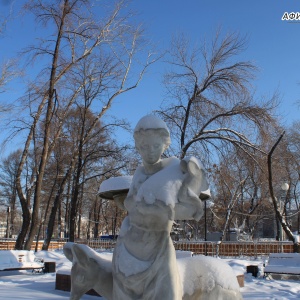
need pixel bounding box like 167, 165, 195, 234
55, 273, 101, 297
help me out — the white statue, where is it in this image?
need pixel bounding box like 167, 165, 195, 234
112, 115, 209, 300
63, 243, 113, 300
64, 115, 242, 300
64, 243, 242, 300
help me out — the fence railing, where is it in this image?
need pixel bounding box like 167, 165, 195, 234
0, 238, 68, 251
173, 241, 294, 257
0, 238, 295, 257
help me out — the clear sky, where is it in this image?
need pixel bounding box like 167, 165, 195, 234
118, 0, 300, 128
0, 0, 300, 149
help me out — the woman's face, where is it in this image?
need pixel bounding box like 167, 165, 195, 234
137, 133, 165, 165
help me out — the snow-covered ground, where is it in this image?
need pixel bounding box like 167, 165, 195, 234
0, 249, 300, 299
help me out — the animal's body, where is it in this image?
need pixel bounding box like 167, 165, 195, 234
63, 243, 242, 300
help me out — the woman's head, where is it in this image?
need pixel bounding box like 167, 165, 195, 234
134, 115, 171, 164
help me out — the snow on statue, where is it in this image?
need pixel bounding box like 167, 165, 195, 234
64, 115, 242, 300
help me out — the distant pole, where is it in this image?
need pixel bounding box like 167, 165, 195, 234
204, 201, 207, 255
280, 182, 289, 242
204, 201, 207, 241
6, 207, 10, 238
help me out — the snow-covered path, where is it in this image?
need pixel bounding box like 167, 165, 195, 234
0, 250, 300, 300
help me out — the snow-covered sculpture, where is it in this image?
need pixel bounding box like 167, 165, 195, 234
112, 115, 210, 300
64, 243, 242, 300
233, 219, 252, 241
63, 243, 113, 300
64, 115, 242, 299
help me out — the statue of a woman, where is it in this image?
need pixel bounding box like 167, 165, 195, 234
65, 115, 241, 300
112, 115, 210, 300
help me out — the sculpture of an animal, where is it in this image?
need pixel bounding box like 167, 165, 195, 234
178, 256, 243, 300
63, 243, 242, 300
63, 242, 113, 300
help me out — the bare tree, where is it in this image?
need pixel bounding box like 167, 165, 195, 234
0, 60, 19, 95
0, 150, 22, 237
267, 131, 300, 252
157, 30, 278, 162
210, 156, 250, 241
288, 121, 300, 174
11, 0, 156, 250
287, 122, 300, 233
0, 6, 20, 112
154, 30, 282, 242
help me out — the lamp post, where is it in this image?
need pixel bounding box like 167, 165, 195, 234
204, 200, 207, 255
5, 207, 10, 238
281, 183, 289, 192
280, 183, 289, 241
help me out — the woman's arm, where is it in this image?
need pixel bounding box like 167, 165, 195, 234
113, 193, 128, 211
175, 157, 209, 221
175, 190, 204, 221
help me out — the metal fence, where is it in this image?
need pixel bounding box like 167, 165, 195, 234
0, 238, 295, 257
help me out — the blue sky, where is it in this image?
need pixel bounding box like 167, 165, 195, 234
123, 0, 300, 122
112, 0, 300, 143
0, 0, 300, 149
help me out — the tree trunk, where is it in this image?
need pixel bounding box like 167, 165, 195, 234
15, 130, 36, 249
221, 209, 231, 241
69, 167, 80, 241
64, 180, 71, 239
267, 131, 297, 249
87, 211, 92, 240
42, 161, 74, 250
78, 212, 81, 239
24, 1, 69, 250
69, 126, 84, 241
77, 177, 85, 239
9, 182, 17, 238
58, 200, 62, 239
15, 182, 32, 249
34, 221, 43, 252
42, 194, 61, 250
293, 243, 300, 253
275, 215, 280, 241
93, 200, 101, 238
15, 212, 31, 250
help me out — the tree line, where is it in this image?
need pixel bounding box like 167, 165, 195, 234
0, 0, 299, 251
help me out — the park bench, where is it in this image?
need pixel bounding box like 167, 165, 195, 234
264, 253, 300, 277
0, 250, 44, 272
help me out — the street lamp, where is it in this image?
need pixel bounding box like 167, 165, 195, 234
269, 182, 289, 241
281, 183, 289, 192
204, 200, 207, 256
279, 183, 289, 241
6, 207, 10, 238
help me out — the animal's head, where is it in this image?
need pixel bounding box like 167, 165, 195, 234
63, 242, 74, 262
69, 244, 100, 300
